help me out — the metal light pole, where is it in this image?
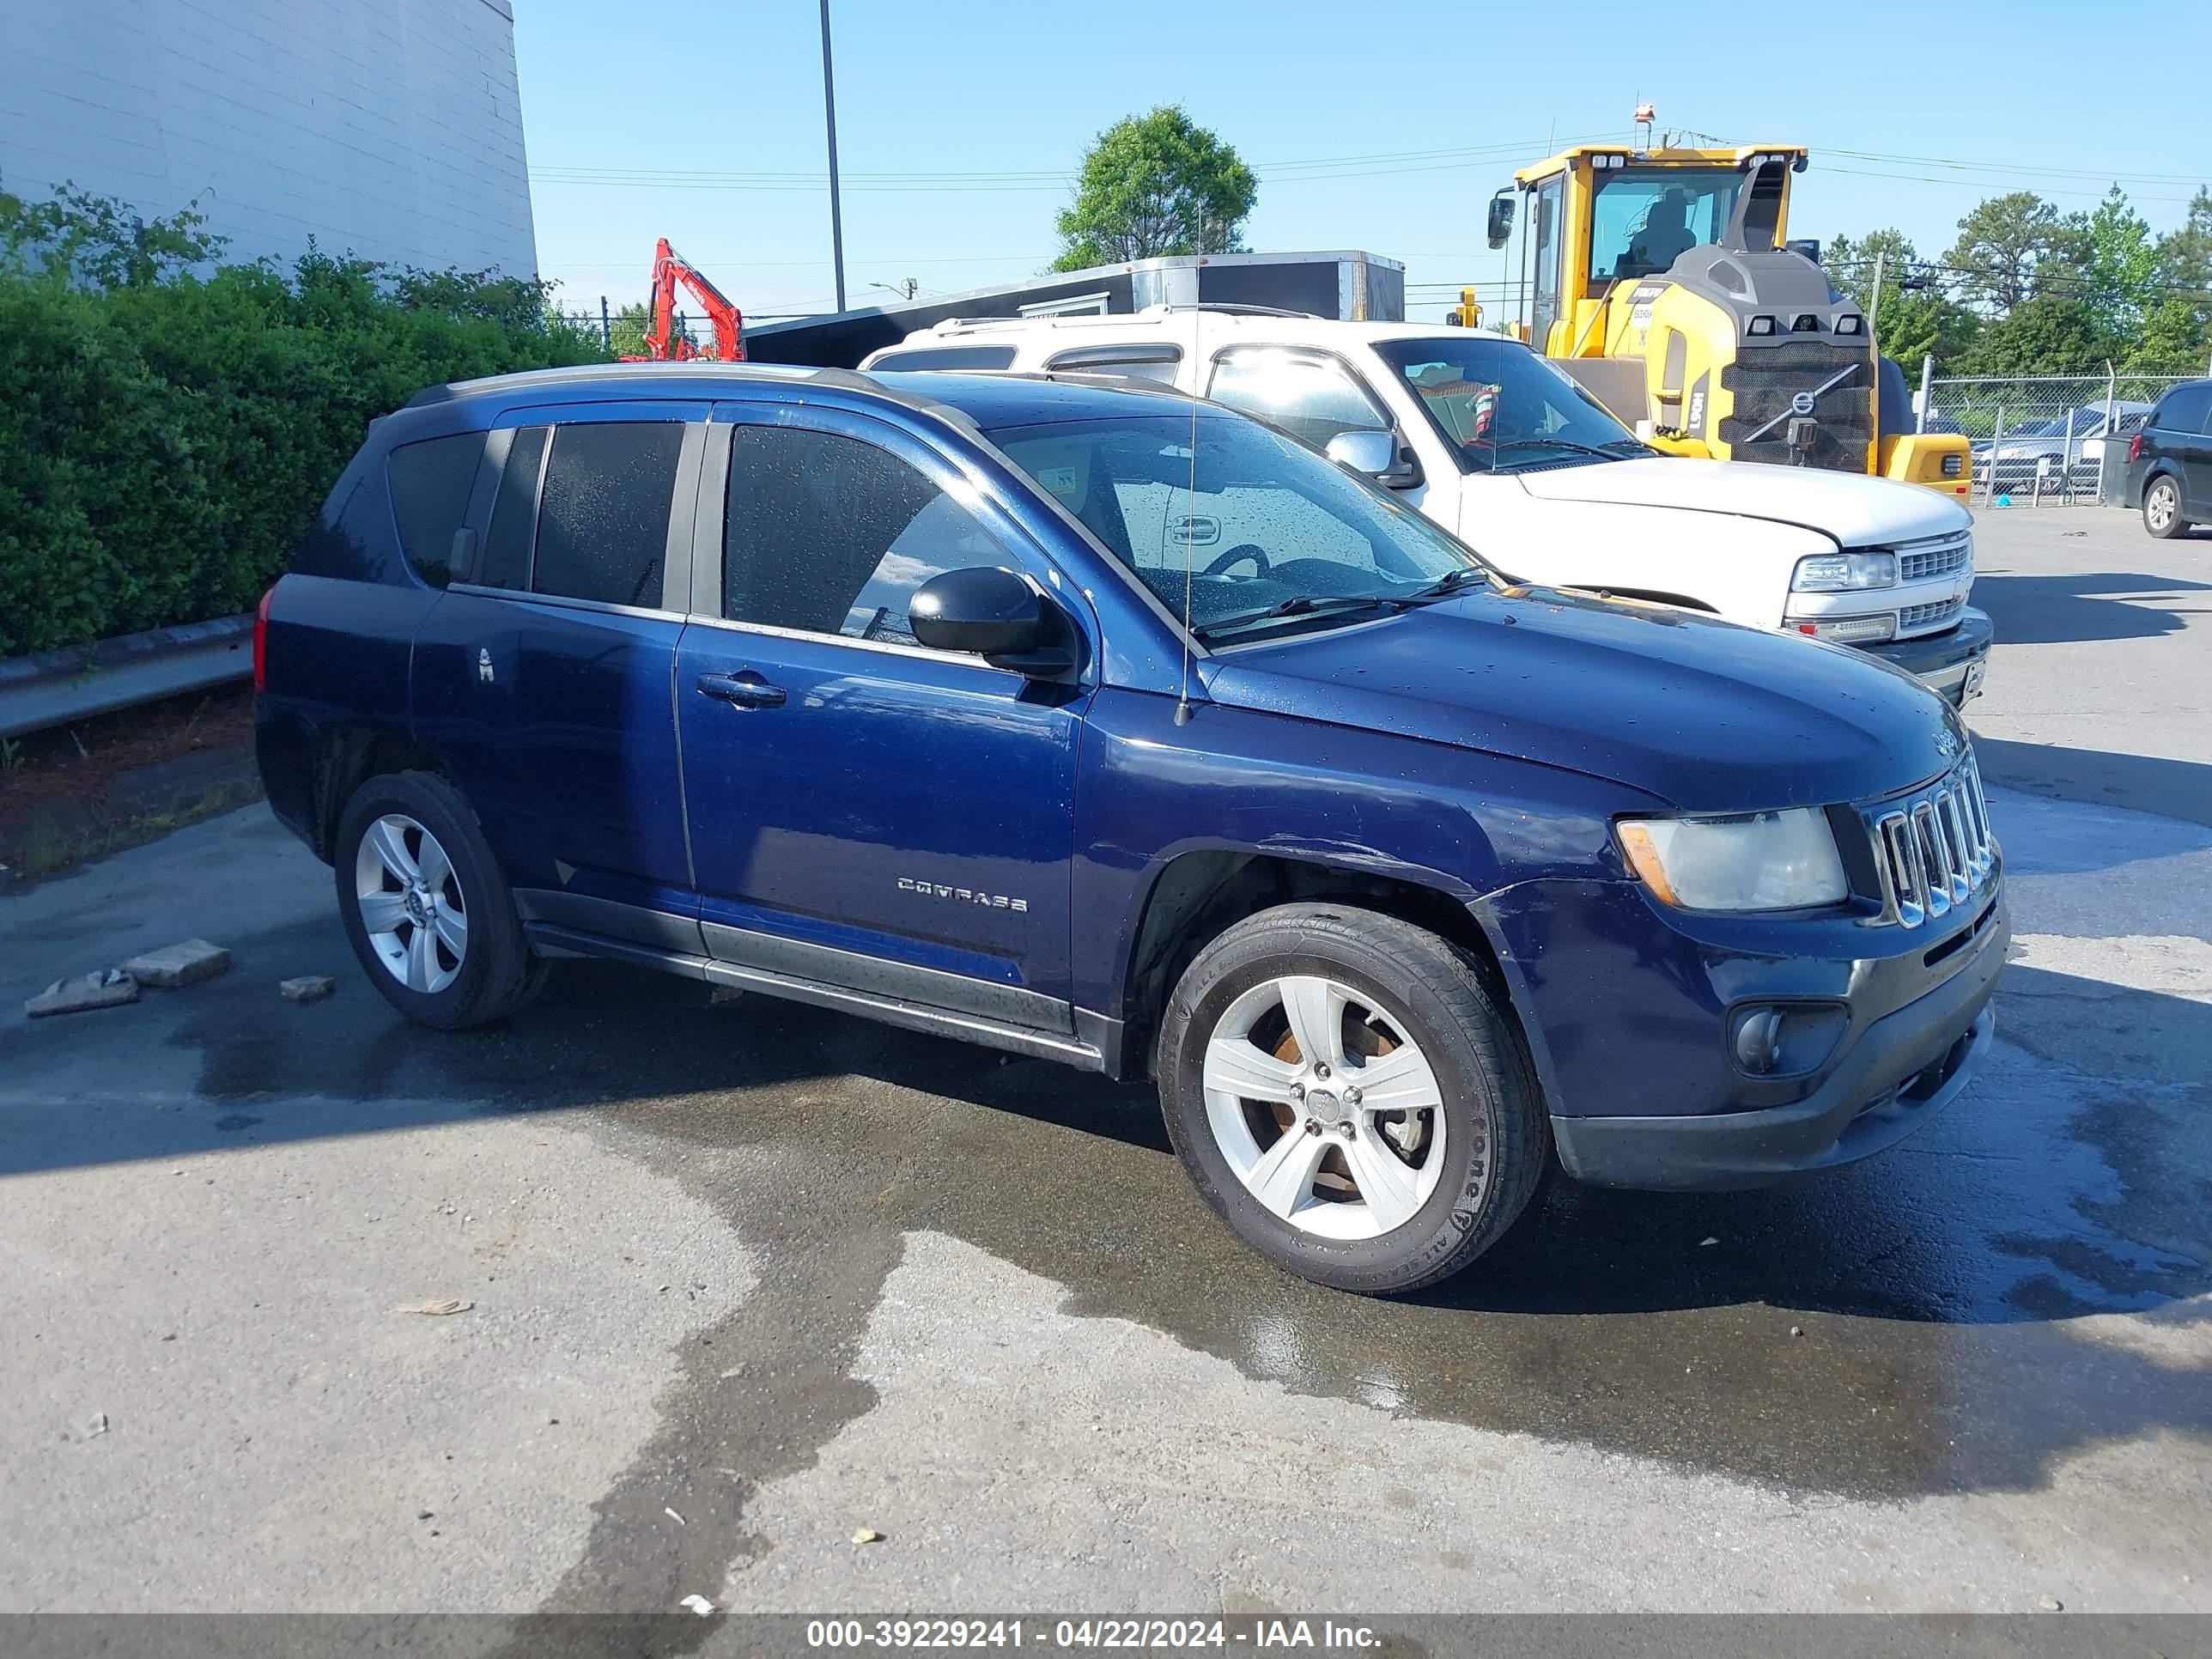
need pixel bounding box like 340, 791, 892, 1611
818, 0, 848, 313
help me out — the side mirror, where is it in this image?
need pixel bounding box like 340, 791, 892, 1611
908, 567, 1074, 676
1325, 428, 1425, 491
1486, 190, 1516, 251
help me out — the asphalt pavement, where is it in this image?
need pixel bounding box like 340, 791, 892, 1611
1, 504, 2206, 1624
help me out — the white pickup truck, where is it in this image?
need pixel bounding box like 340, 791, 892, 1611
862, 308, 1991, 704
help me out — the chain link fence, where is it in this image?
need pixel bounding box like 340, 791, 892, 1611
1922, 372, 2197, 507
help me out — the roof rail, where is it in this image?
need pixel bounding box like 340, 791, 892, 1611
927, 315, 1026, 334
1139, 302, 1322, 319
926, 301, 1322, 336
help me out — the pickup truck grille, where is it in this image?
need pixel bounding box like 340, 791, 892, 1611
1893, 532, 1972, 583
1899, 595, 1966, 632
1869, 754, 1997, 927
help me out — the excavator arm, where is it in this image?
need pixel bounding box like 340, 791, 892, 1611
630, 237, 744, 362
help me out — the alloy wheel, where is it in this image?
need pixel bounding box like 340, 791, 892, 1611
1200, 975, 1448, 1240
2147, 481, 2177, 533
354, 814, 468, 994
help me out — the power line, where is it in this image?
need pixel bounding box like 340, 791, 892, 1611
1824, 146, 2212, 189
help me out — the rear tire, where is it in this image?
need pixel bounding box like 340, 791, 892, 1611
2143, 475, 2191, 540
1155, 902, 1549, 1295
334, 770, 547, 1030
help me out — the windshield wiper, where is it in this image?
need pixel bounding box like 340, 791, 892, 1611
1486, 437, 1621, 461
1401, 567, 1492, 604
1192, 593, 1398, 641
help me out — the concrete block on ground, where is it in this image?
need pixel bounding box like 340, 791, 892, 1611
279, 975, 336, 1003
26, 970, 139, 1018
119, 939, 230, 988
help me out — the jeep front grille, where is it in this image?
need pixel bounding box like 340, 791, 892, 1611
1869, 754, 1997, 927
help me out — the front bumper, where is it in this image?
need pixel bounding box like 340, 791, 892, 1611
1549, 896, 2004, 1190
1859, 606, 1994, 706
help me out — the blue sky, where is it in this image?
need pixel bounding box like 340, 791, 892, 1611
514, 0, 2211, 326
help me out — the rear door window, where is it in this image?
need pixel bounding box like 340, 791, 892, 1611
531, 422, 685, 609
386, 433, 485, 588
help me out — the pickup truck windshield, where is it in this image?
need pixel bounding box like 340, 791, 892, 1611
989, 410, 1491, 641
1370, 337, 1651, 475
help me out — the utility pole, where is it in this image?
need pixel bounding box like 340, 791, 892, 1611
1867, 251, 1885, 343
818, 0, 848, 313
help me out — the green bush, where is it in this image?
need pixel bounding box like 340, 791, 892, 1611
0, 185, 607, 657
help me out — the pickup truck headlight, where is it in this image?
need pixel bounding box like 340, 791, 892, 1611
1790, 551, 1898, 592
1617, 808, 1849, 911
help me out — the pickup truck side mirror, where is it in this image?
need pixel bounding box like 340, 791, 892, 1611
909, 566, 1076, 677
1325, 428, 1425, 491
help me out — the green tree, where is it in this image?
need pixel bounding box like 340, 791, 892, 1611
1954, 293, 2117, 377
2130, 295, 2211, 372
1052, 106, 1257, 272
2140, 186, 2212, 372
1945, 191, 2066, 316
2068, 185, 2160, 337
1826, 228, 1978, 368
608, 301, 657, 358
2154, 186, 2212, 293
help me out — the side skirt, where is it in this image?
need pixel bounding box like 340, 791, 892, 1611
524, 921, 1115, 1073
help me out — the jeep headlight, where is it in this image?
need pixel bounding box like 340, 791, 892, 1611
1790, 551, 1898, 592
1617, 808, 1848, 911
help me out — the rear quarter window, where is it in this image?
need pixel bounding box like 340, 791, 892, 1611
386, 433, 486, 587
290, 471, 390, 582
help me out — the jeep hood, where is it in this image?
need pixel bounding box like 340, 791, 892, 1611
1199, 586, 1964, 813
1515, 456, 1969, 547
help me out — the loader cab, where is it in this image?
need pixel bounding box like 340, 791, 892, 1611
1508, 144, 1805, 360
1493, 143, 1972, 494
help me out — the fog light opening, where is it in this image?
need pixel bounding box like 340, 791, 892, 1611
1734, 1008, 1786, 1074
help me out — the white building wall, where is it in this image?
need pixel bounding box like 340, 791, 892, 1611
0, 0, 537, 277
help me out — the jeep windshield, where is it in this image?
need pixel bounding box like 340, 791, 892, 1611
1370, 337, 1653, 475
988, 410, 1494, 642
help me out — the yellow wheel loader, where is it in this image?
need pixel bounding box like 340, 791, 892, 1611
1485, 144, 1971, 498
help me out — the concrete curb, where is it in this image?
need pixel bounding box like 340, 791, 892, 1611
0, 613, 254, 739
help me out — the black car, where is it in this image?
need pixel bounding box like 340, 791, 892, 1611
2124, 380, 2212, 539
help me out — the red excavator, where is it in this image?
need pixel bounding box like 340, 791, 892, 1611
623, 237, 744, 362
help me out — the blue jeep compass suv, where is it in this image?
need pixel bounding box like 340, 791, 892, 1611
256, 364, 2006, 1294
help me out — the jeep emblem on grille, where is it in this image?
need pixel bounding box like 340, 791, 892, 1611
1933, 726, 1959, 760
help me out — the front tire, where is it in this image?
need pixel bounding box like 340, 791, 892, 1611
333, 770, 547, 1030
2143, 475, 2191, 540
1155, 902, 1549, 1295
